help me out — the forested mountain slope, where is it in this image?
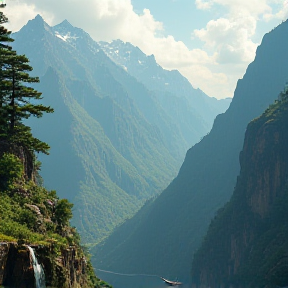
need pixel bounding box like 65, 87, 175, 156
12, 15, 175, 243
93, 19, 288, 287
13, 15, 228, 243
191, 88, 288, 288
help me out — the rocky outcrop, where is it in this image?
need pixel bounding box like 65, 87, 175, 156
0, 141, 34, 180
1, 243, 35, 288
35, 245, 92, 288
191, 97, 288, 288
0, 243, 10, 284
0, 242, 95, 288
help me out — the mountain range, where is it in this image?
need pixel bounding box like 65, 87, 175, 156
99, 39, 230, 134
92, 19, 288, 287
12, 15, 229, 243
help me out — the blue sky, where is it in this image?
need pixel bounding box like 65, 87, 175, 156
131, 0, 213, 48
4, 0, 288, 99
132, 0, 283, 46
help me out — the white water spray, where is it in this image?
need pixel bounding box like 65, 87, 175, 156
27, 246, 46, 288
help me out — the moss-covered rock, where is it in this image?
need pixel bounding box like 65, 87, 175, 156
0, 150, 111, 288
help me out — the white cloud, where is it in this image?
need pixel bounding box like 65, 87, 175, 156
4, 0, 223, 97
263, 0, 288, 21
181, 64, 231, 98
190, 0, 283, 97
4, 2, 41, 32
194, 15, 258, 64
2, 0, 284, 99
195, 0, 213, 10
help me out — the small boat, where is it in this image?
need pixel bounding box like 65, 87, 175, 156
161, 277, 182, 286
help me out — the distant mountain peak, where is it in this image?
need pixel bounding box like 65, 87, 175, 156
30, 14, 49, 29
112, 39, 125, 45
56, 19, 74, 30
52, 20, 81, 44
18, 13, 51, 36
34, 14, 44, 22
27, 14, 47, 27
52, 20, 93, 45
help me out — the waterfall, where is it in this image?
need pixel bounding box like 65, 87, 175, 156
27, 246, 46, 288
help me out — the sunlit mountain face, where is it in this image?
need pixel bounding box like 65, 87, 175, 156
12, 15, 229, 244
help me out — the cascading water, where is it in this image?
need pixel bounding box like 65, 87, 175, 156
27, 246, 46, 288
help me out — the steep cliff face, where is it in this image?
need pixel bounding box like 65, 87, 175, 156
0, 242, 101, 288
0, 243, 34, 288
0, 146, 106, 288
0, 141, 34, 181
191, 93, 288, 288
92, 19, 288, 286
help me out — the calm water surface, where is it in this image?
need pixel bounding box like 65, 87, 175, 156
97, 271, 189, 288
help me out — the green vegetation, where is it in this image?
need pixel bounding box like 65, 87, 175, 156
0, 12, 53, 155
0, 12, 110, 288
0, 11, 66, 245
0, 152, 76, 245
0, 152, 23, 190
18, 17, 180, 244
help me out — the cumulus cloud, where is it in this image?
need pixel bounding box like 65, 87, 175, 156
191, 0, 284, 97
263, 0, 288, 21
194, 15, 258, 64
5, 2, 42, 32
2, 0, 284, 99
4, 0, 222, 97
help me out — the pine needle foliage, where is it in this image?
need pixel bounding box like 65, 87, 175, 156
0, 12, 53, 154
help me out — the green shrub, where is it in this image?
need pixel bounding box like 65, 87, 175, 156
0, 153, 24, 190
18, 209, 38, 230
54, 199, 73, 227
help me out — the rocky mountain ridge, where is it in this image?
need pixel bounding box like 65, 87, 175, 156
99, 39, 230, 128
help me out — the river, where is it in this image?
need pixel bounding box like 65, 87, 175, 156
96, 270, 189, 288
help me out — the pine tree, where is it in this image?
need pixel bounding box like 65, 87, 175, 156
4, 54, 54, 130
0, 12, 54, 154
0, 11, 15, 137
0, 12, 13, 48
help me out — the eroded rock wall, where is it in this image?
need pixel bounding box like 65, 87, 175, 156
0, 243, 35, 288
0, 242, 93, 288
191, 99, 288, 288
